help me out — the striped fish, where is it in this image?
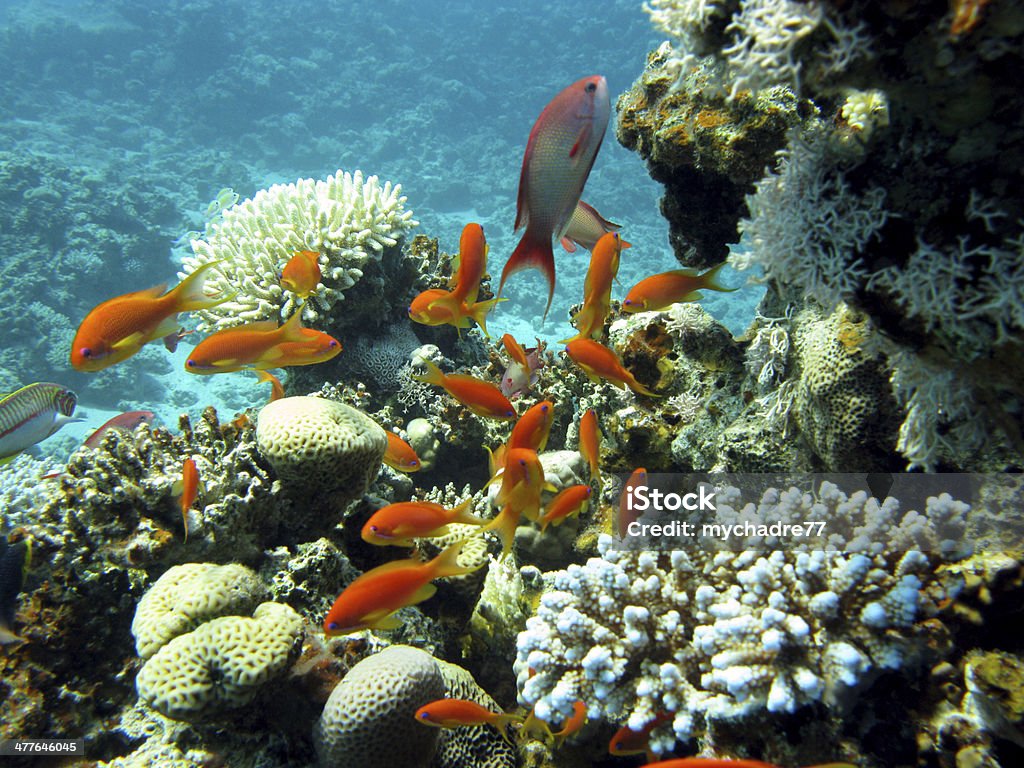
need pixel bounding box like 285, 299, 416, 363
0, 383, 81, 463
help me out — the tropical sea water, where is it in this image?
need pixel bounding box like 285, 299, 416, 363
0, 0, 759, 457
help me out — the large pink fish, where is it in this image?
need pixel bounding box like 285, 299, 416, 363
500, 75, 610, 319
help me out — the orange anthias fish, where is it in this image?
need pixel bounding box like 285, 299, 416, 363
408, 288, 503, 338
71, 261, 231, 371
578, 408, 602, 489
618, 467, 648, 538
640, 759, 857, 768
539, 484, 592, 532
561, 231, 623, 343
178, 457, 199, 542
383, 431, 421, 473
361, 499, 485, 546
255, 370, 285, 402
550, 700, 588, 744
414, 698, 522, 745
185, 313, 341, 374
609, 710, 674, 761
440, 223, 489, 308
564, 339, 658, 397
413, 359, 516, 420
501, 333, 530, 369
500, 75, 611, 319
280, 250, 321, 299
83, 410, 155, 449
323, 540, 480, 635
622, 263, 735, 313
507, 400, 554, 453
561, 201, 631, 253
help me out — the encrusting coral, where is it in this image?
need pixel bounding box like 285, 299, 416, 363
180, 169, 418, 332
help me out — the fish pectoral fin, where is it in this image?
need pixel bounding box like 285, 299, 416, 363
111, 332, 148, 352
410, 583, 437, 605
568, 122, 592, 160
368, 613, 404, 631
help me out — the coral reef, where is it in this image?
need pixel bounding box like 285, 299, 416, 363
515, 482, 973, 761
135, 601, 303, 721
180, 169, 418, 331
255, 395, 387, 501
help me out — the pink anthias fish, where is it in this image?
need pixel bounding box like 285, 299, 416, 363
83, 410, 156, 449
500, 340, 546, 398
499, 75, 611, 319
560, 200, 631, 253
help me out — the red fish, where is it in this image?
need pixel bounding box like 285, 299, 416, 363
561, 200, 631, 253
564, 339, 658, 397
618, 467, 648, 538
550, 700, 588, 744
609, 710, 673, 761
408, 288, 503, 337
383, 431, 421, 473
323, 540, 480, 635
561, 231, 623, 343
83, 410, 156, 449
71, 262, 231, 371
185, 313, 341, 373
622, 263, 735, 313
500, 75, 611, 319
484, 447, 552, 556
438, 223, 489, 308
413, 359, 516, 420
178, 457, 199, 542
414, 699, 522, 745
578, 409, 602, 489
280, 250, 321, 299
255, 370, 285, 402
539, 484, 592, 532
361, 499, 485, 546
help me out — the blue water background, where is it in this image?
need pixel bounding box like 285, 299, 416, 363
0, 0, 758, 453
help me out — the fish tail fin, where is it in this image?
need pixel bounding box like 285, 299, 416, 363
172, 261, 235, 312
468, 298, 506, 338
493, 713, 523, 746
500, 231, 555, 320
411, 358, 445, 387
430, 538, 484, 578
627, 377, 661, 398
700, 262, 738, 293
482, 505, 521, 558
452, 498, 487, 527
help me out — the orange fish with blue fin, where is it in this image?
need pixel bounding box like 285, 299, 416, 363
622, 263, 736, 313
414, 698, 522, 746
565, 339, 658, 397
185, 313, 340, 373
361, 499, 485, 546
413, 359, 516, 420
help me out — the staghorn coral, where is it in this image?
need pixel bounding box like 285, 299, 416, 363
515, 481, 972, 760
180, 169, 418, 332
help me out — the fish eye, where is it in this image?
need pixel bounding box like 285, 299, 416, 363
541, 405, 549, 412
327, 622, 338, 630
187, 359, 197, 367
507, 411, 515, 418
585, 82, 596, 93
518, 458, 526, 466
329, 340, 338, 348
369, 525, 379, 533
410, 460, 419, 467
623, 299, 633, 306
419, 712, 430, 719
80, 348, 92, 358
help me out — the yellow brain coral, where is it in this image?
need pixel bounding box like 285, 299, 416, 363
255, 396, 387, 498
135, 602, 303, 721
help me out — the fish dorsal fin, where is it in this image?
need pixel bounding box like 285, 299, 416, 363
279, 311, 306, 342
241, 320, 281, 333
123, 283, 168, 300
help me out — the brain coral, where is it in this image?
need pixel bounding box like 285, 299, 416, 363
135, 601, 303, 721
131, 562, 267, 659
314, 644, 445, 768
314, 644, 516, 768
179, 169, 418, 331
255, 396, 387, 499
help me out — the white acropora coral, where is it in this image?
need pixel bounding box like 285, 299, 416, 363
180, 170, 418, 331
515, 482, 969, 756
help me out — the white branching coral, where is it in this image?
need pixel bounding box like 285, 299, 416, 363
515, 482, 969, 756
180, 170, 418, 331
645, 0, 872, 97
731, 126, 888, 310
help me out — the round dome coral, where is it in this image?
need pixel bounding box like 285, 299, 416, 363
255, 396, 387, 500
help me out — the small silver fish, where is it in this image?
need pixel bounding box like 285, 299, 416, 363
0, 383, 82, 463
